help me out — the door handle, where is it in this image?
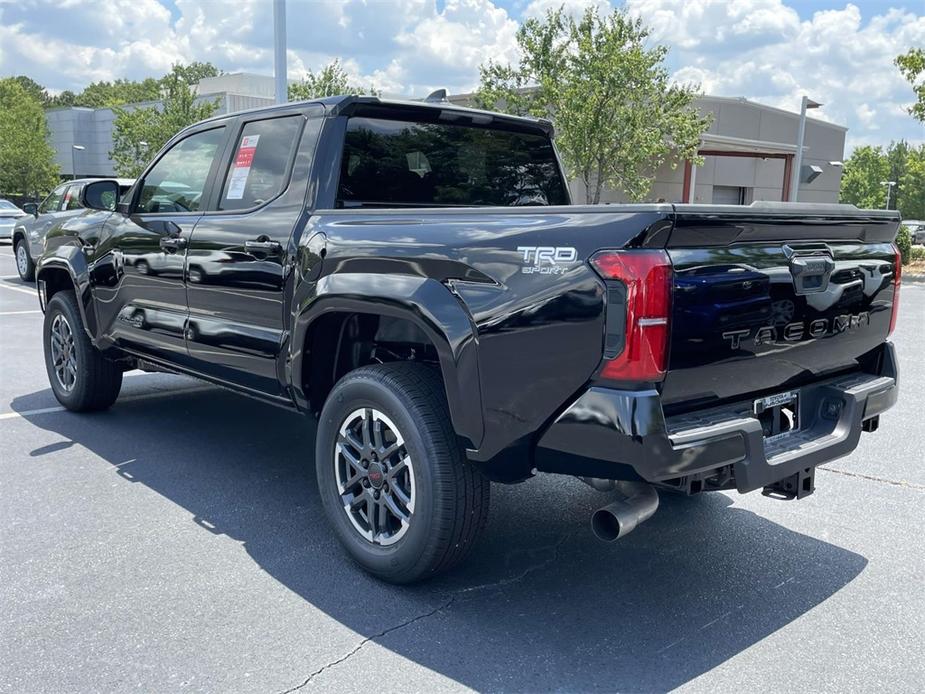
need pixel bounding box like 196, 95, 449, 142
245, 239, 281, 254
160, 236, 188, 252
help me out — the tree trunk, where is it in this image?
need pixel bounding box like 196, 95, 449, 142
593, 164, 605, 205
583, 172, 594, 205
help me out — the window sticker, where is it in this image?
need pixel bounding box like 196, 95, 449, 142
226, 134, 260, 200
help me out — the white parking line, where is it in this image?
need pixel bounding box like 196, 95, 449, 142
0, 309, 41, 315
0, 385, 215, 421
0, 282, 37, 296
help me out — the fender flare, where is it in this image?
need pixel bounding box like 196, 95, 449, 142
290, 272, 484, 449
35, 248, 98, 339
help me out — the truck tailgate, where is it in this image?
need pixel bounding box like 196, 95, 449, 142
661, 204, 900, 409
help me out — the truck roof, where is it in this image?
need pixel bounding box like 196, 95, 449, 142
195, 94, 555, 137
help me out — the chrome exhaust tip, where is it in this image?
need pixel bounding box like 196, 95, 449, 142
591, 483, 659, 542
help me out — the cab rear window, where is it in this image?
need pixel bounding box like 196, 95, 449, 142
337, 117, 568, 208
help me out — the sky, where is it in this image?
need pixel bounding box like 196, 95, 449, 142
1, 0, 922, 150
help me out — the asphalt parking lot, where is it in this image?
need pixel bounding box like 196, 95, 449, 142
1, 239, 923, 693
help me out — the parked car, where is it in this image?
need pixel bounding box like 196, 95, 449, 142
12, 178, 133, 281
33, 97, 901, 583
903, 220, 925, 245
0, 199, 28, 241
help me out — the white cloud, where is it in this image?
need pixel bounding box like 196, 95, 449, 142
624, 0, 925, 149
0, 0, 921, 149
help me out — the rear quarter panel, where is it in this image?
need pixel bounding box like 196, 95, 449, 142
306, 206, 672, 474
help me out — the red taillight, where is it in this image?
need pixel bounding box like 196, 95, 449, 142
889, 243, 901, 336
590, 249, 672, 382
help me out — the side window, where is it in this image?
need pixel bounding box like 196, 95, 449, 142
136, 127, 225, 214
39, 185, 67, 214
64, 185, 82, 210
219, 116, 302, 211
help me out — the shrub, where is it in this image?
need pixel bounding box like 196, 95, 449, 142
896, 224, 912, 265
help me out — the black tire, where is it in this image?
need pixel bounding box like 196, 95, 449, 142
316, 363, 490, 583
15, 238, 35, 281
43, 290, 123, 412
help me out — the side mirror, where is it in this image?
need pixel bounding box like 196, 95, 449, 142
22, 202, 38, 217
81, 180, 121, 212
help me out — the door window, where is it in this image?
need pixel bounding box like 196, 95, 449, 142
64, 185, 83, 210
39, 185, 68, 214
136, 127, 226, 214
219, 116, 302, 211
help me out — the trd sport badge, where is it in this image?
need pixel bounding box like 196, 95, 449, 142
517, 246, 578, 275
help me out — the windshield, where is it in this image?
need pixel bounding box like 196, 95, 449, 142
0, 200, 19, 210
337, 117, 568, 208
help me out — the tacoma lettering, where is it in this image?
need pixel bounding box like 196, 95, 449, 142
723, 312, 871, 349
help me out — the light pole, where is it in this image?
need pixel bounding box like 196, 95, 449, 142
273, 0, 287, 104
880, 181, 897, 209
71, 144, 85, 180
791, 95, 822, 202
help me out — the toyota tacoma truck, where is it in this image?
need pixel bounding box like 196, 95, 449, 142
35, 96, 901, 583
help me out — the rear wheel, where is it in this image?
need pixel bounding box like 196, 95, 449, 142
316, 363, 490, 583
15, 238, 34, 281
43, 290, 122, 411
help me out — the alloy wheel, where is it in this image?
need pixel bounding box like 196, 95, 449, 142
50, 313, 78, 392
16, 243, 29, 276
334, 407, 416, 546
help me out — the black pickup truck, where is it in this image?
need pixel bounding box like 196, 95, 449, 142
35, 96, 901, 582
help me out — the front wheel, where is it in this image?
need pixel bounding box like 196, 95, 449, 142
316, 363, 490, 583
15, 238, 35, 281
43, 290, 123, 411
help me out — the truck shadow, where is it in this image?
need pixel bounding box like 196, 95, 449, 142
12, 383, 867, 692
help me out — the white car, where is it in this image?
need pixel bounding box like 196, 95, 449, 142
0, 199, 28, 241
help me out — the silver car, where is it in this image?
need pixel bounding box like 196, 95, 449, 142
13, 178, 134, 281
0, 199, 28, 242
903, 220, 925, 245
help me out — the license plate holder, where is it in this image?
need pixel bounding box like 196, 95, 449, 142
754, 391, 800, 443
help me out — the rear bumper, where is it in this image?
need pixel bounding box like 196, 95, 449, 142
535, 342, 898, 492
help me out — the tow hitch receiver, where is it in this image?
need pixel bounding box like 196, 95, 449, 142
762, 467, 815, 500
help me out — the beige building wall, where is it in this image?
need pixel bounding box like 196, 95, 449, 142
567, 95, 847, 205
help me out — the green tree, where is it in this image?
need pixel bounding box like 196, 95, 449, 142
839, 143, 925, 218
11, 76, 50, 106
170, 61, 221, 87
897, 145, 925, 220
42, 63, 219, 109
0, 79, 60, 198
475, 6, 711, 203
839, 146, 890, 209
896, 48, 925, 123
68, 78, 162, 108
48, 90, 77, 108
110, 65, 221, 177
288, 60, 378, 100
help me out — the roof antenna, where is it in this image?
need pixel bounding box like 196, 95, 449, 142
425, 89, 447, 103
